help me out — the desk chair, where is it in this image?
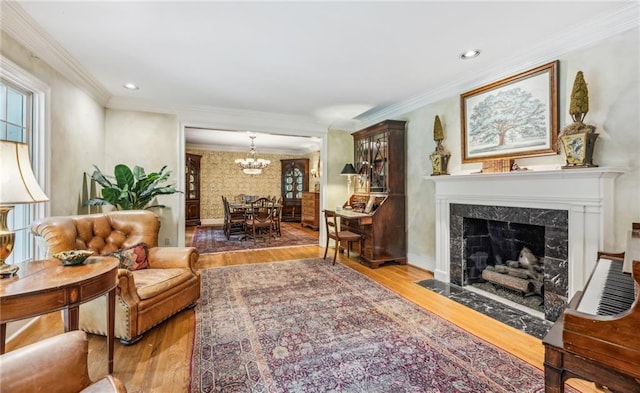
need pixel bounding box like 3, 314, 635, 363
323, 210, 363, 265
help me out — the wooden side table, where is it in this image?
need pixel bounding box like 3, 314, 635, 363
0, 257, 118, 373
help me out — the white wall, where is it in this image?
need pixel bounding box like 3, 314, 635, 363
403, 27, 640, 272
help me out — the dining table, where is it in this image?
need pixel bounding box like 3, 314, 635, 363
229, 202, 282, 212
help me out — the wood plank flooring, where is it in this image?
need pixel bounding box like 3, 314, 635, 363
5, 223, 600, 393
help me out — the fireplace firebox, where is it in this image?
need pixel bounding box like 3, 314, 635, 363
451, 204, 568, 321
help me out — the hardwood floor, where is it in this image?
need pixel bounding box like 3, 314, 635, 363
6, 223, 599, 393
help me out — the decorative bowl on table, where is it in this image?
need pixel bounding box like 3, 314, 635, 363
53, 250, 94, 266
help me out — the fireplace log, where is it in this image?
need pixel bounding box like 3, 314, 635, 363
482, 269, 533, 294
528, 280, 544, 297
493, 264, 540, 280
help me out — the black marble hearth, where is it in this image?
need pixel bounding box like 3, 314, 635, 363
450, 204, 569, 321
417, 279, 553, 339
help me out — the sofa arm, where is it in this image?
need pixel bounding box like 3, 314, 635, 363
116, 268, 141, 304
1, 331, 94, 393
31, 216, 79, 256
148, 247, 199, 270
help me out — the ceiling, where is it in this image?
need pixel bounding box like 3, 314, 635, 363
5, 1, 638, 152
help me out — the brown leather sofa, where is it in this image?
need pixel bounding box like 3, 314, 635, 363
31, 210, 200, 344
0, 331, 127, 392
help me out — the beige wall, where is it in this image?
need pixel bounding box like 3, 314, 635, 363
1, 32, 106, 217
402, 27, 640, 271
324, 129, 354, 213
105, 109, 181, 246
1, 31, 107, 339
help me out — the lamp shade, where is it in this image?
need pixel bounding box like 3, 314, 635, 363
0, 141, 49, 205
340, 163, 357, 175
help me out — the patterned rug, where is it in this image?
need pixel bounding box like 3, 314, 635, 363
191, 223, 319, 254
190, 259, 569, 392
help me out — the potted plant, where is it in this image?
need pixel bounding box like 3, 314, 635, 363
559, 71, 598, 168
86, 164, 181, 210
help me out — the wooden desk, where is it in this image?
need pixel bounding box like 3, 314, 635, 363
335, 209, 373, 225
0, 257, 118, 373
335, 205, 407, 268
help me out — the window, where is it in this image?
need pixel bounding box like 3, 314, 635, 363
1, 56, 49, 264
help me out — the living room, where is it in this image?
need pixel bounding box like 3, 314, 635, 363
1, 1, 639, 392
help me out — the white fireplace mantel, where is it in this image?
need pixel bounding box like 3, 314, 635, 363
426, 167, 627, 298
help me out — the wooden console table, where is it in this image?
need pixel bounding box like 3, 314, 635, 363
0, 257, 118, 373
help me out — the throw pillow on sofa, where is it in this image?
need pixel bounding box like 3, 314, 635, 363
109, 243, 149, 270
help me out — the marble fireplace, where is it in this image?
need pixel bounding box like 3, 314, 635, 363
429, 167, 625, 321
451, 203, 567, 320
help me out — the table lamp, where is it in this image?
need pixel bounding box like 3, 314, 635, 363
0, 141, 49, 277
340, 163, 357, 203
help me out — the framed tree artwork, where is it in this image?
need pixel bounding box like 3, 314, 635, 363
461, 61, 559, 163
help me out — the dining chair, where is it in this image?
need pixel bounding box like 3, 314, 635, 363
222, 195, 229, 237
244, 197, 274, 244
323, 209, 363, 265
272, 202, 282, 237
223, 196, 245, 239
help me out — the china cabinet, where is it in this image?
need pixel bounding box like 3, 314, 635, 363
185, 153, 201, 226
280, 158, 309, 222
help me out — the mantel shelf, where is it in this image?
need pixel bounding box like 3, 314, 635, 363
425, 166, 628, 182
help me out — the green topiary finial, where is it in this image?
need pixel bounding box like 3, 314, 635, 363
569, 71, 589, 123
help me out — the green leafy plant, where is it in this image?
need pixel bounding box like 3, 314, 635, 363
85, 164, 181, 210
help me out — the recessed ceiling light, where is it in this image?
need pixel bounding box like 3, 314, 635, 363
460, 49, 481, 60
123, 83, 139, 90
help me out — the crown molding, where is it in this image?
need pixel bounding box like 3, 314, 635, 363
1, 2, 111, 105
107, 96, 328, 136
357, 2, 640, 127
185, 142, 315, 155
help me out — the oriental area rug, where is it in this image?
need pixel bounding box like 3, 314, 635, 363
191, 223, 319, 254
190, 259, 567, 393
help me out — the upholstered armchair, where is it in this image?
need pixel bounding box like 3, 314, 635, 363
31, 210, 200, 344
0, 331, 127, 392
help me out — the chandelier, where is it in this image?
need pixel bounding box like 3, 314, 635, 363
235, 135, 271, 175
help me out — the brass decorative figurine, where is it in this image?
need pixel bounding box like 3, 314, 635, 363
430, 115, 451, 176
559, 71, 598, 168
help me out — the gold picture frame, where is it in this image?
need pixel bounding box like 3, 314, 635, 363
461, 61, 559, 163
